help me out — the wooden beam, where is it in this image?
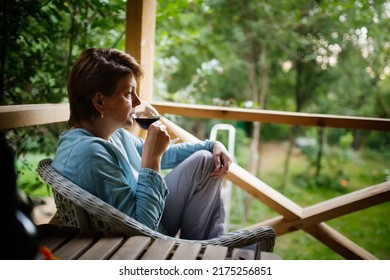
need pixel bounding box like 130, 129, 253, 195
302, 181, 390, 226
152, 101, 390, 131
125, 0, 156, 101
125, 0, 142, 64
305, 223, 377, 260
160, 116, 198, 143
0, 104, 69, 130
2, 102, 389, 132
226, 164, 303, 220
246, 216, 299, 235
246, 181, 390, 235
251, 218, 378, 259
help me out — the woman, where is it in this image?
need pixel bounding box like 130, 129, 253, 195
52, 48, 232, 240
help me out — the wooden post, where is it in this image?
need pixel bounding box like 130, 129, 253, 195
125, 0, 156, 101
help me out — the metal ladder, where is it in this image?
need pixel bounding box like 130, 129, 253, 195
210, 123, 237, 231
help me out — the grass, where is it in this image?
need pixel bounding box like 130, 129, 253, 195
227, 142, 390, 260
16, 153, 52, 197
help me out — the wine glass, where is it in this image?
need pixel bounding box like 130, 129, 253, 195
131, 101, 160, 130
131, 101, 180, 145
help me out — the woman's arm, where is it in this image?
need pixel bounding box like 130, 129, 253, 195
160, 140, 215, 169
161, 140, 232, 177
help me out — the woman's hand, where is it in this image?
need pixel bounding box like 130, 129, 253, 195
210, 141, 232, 178
141, 121, 170, 172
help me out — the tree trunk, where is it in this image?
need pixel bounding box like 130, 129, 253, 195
315, 127, 325, 177
281, 126, 298, 189
244, 41, 269, 221
244, 53, 259, 221
281, 57, 305, 189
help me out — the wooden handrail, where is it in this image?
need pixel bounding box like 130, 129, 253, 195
1, 102, 390, 131
152, 101, 390, 131
0, 104, 69, 130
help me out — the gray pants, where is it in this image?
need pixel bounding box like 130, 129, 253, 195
162, 150, 225, 240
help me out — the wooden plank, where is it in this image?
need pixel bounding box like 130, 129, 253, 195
125, 0, 155, 135
171, 242, 202, 260
125, 0, 142, 64
202, 245, 228, 260
2, 102, 389, 131
38, 225, 79, 252
260, 252, 282, 260
246, 216, 297, 236
305, 223, 377, 260
125, 0, 155, 101
160, 116, 200, 143
302, 181, 390, 227
226, 163, 303, 220
78, 234, 126, 260
0, 104, 69, 129
153, 101, 390, 131
231, 248, 255, 260
141, 239, 175, 260
54, 231, 101, 260
110, 236, 151, 260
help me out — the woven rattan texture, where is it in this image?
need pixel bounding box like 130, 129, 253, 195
38, 158, 276, 254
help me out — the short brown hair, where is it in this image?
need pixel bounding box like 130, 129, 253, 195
67, 48, 143, 126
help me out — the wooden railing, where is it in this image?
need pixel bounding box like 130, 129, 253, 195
1, 102, 390, 259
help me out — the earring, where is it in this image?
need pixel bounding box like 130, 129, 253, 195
100, 112, 104, 119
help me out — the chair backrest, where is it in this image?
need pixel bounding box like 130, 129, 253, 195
51, 185, 89, 229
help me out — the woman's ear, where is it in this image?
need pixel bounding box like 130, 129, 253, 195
92, 92, 105, 113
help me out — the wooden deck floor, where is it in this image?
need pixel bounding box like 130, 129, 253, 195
37, 224, 281, 260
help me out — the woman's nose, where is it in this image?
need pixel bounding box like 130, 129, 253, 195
132, 93, 142, 107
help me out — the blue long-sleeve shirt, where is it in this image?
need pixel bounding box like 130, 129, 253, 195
51, 128, 214, 231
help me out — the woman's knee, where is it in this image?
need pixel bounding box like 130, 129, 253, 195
192, 150, 215, 171
190, 150, 223, 191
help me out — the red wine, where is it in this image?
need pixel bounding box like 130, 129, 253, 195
134, 117, 160, 130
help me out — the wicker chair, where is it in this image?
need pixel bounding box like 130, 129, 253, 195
37, 158, 276, 258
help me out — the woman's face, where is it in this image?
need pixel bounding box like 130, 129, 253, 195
103, 74, 141, 128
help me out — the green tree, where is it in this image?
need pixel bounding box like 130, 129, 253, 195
154, 0, 390, 194
1, 0, 127, 195
1, 0, 126, 156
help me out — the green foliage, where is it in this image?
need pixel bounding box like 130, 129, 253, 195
1, 1, 128, 200
3, 0, 388, 154
2, 0, 126, 156
293, 172, 350, 193
260, 124, 292, 141
155, 0, 390, 125
16, 153, 51, 197
2, 0, 127, 106
294, 130, 356, 192
365, 131, 390, 156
